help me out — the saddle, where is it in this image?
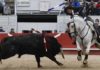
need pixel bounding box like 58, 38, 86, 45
84, 17, 100, 43
85, 17, 95, 35
85, 17, 100, 43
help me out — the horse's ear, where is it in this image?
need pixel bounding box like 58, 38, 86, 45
67, 22, 70, 28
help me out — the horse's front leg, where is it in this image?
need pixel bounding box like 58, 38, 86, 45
83, 42, 91, 65
76, 40, 82, 61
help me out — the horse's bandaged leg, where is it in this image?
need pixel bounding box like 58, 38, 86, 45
85, 42, 91, 55
76, 40, 81, 51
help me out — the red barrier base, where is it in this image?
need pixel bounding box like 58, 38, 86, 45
64, 50, 100, 55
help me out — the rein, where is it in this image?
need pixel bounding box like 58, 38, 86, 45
73, 20, 91, 44
79, 24, 90, 40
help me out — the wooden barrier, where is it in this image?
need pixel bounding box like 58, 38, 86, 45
0, 33, 97, 50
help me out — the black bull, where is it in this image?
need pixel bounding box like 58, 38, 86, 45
0, 33, 64, 68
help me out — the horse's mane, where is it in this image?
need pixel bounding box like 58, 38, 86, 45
85, 17, 94, 23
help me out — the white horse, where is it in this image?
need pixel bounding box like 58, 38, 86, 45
67, 15, 98, 65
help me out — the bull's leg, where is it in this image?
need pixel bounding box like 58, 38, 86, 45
35, 55, 42, 68
76, 40, 82, 61
0, 59, 2, 64
47, 55, 63, 66
0, 54, 2, 64
18, 54, 22, 58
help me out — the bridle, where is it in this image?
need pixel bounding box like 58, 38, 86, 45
68, 21, 90, 41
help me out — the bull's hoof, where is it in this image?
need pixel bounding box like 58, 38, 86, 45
0, 60, 2, 64
0, 61, 2, 64
77, 56, 82, 61
18, 54, 22, 58
38, 65, 43, 68
58, 63, 63, 66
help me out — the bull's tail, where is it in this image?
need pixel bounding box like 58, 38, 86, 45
60, 48, 65, 59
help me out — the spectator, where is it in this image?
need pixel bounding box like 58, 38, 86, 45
3, 4, 11, 15
0, 1, 3, 14
78, 2, 88, 17
86, 0, 98, 2
94, 19, 100, 42
95, 0, 100, 15
88, 0, 95, 15
94, 0, 99, 2
86, 0, 91, 2
9, 28, 15, 34
96, 0, 100, 8
54, 30, 57, 34
0, 27, 5, 32
30, 28, 40, 33
94, 19, 100, 35
94, 19, 100, 27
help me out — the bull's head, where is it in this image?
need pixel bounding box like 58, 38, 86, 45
54, 34, 65, 59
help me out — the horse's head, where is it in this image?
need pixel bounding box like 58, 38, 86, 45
67, 22, 77, 38
67, 15, 87, 38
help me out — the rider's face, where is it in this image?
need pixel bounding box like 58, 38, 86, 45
67, 9, 72, 14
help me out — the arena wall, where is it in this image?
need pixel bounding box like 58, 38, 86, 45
0, 15, 100, 33
0, 33, 98, 51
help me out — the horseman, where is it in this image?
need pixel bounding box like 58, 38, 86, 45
64, 4, 100, 47
64, 5, 95, 35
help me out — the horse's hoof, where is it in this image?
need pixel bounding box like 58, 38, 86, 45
77, 56, 82, 61
83, 60, 88, 65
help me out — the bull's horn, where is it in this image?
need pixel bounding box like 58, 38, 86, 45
60, 48, 65, 59
8, 33, 13, 37
54, 33, 61, 38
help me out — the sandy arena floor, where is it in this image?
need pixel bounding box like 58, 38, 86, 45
0, 54, 100, 70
